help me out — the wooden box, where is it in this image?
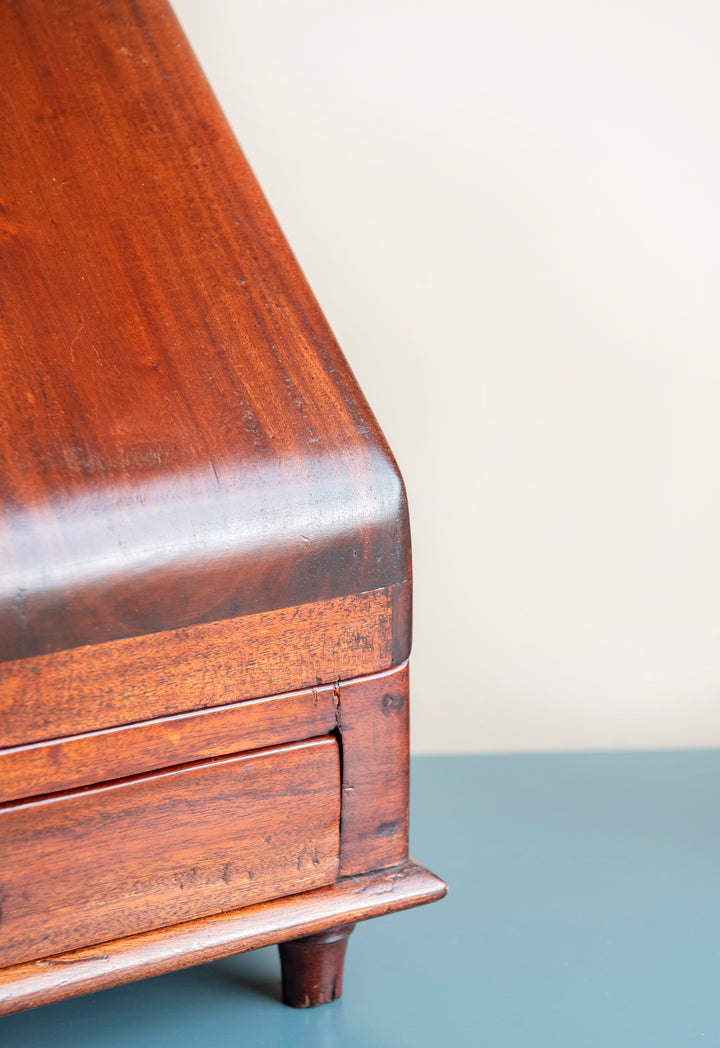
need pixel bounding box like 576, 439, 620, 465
0, 0, 445, 1015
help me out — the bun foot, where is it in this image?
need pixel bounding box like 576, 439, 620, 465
278, 923, 355, 1007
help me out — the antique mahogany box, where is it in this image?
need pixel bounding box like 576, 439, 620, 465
0, 0, 445, 1016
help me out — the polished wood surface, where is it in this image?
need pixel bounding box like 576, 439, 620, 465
0, 738, 340, 968
0, 0, 445, 1017
0, 684, 338, 803
1, 661, 412, 864
0, 585, 407, 747
338, 664, 410, 876
0, 861, 446, 1016
0, 0, 410, 662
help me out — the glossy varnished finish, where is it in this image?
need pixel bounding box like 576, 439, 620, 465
0, 0, 410, 662
0, 0, 445, 1017
0, 663, 411, 812
0, 737, 340, 968
0, 662, 427, 1009
0, 683, 338, 803
0, 861, 446, 1016
0, 585, 407, 747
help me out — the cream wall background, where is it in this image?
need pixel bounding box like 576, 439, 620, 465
173, 0, 720, 753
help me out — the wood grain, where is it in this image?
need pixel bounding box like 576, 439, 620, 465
2, 662, 412, 876
0, 860, 446, 1016
338, 663, 410, 876
0, 685, 338, 803
0, 0, 444, 1019
0, 585, 406, 747
0, 0, 410, 662
0, 737, 340, 969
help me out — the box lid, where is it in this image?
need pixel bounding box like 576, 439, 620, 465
0, 0, 410, 662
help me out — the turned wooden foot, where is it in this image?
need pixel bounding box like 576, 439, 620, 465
278, 923, 355, 1007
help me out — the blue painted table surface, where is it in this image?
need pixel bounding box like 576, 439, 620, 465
2, 752, 719, 1046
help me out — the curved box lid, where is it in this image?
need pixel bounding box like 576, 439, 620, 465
0, 0, 410, 663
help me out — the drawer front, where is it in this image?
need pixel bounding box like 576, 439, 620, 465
0, 686, 338, 803
0, 737, 339, 968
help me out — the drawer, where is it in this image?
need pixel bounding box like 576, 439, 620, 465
0, 737, 339, 968
0, 686, 339, 803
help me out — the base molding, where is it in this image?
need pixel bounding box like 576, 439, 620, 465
0, 860, 446, 1016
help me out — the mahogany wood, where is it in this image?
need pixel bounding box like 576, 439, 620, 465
0, 0, 446, 1016
279, 924, 355, 1007
0, 661, 413, 867
0, 585, 406, 747
0, 0, 410, 663
0, 861, 446, 1016
0, 684, 338, 803
338, 664, 410, 875
0, 738, 340, 968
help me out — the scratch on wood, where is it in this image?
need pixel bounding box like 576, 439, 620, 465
69, 315, 85, 362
